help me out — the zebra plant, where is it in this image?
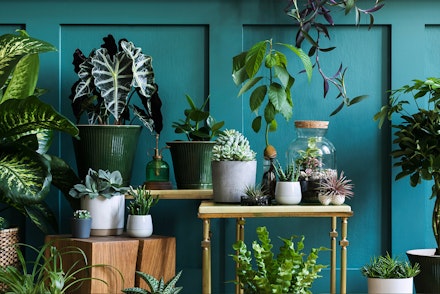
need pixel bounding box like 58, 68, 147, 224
122, 270, 183, 294
70, 34, 162, 131
0, 30, 80, 233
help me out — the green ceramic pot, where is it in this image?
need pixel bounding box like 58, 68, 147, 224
167, 141, 215, 189
73, 125, 141, 186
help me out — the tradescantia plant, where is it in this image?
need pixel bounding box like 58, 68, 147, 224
231, 226, 327, 294
0, 30, 80, 233
212, 129, 256, 161
70, 34, 162, 132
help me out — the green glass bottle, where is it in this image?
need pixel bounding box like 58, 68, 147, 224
146, 134, 170, 182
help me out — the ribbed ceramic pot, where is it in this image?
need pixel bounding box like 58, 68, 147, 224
73, 125, 141, 186
407, 249, 440, 293
81, 195, 125, 236
167, 141, 215, 189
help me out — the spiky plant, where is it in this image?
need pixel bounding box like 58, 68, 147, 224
244, 184, 268, 200
272, 159, 299, 182
211, 129, 256, 161
319, 170, 354, 198
127, 186, 159, 215
122, 270, 183, 294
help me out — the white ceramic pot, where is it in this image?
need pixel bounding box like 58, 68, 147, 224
331, 194, 346, 205
212, 160, 257, 203
275, 181, 302, 205
81, 195, 125, 236
367, 277, 413, 294
126, 215, 153, 238
318, 193, 332, 206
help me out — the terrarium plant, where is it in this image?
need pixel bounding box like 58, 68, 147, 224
122, 270, 183, 294
0, 30, 80, 234
211, 129, 258, 202
231, 226, 327, 294
318, 170, 354, 205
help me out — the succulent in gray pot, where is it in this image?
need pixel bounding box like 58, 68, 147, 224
0, 30, 80, 234
167, 94, 224, 189
69, 168, 129, 236
374, 77, 440, 293
71, 209, 92, 239
211, 129, 257, 203
70, 34, 163, 185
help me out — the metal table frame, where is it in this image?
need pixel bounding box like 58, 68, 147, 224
198, 201, 354, 294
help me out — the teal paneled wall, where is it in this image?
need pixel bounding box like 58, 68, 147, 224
1, 0, 440, 293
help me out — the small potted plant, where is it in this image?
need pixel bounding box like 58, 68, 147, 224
126, 185, 159, 238
318, 170, 354, 205
240, 184, 270, 206
122, 270, 183, 294
71, 209, 92, 239
211, 129, 257, 203
272, 159, 302, 205
167, 94, 224, 189
361, 252, 420, 294
69, 168, 129, 236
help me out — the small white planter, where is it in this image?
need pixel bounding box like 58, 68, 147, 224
81, 194, 125, 236
275, 181, 302, 205
126, 215, 153, 238
367, 277, 414, 294
212, 160, 257, 203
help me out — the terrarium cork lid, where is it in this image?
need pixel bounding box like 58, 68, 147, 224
295, 120, 329, 129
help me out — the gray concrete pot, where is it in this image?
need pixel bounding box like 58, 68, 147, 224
211, 160, 257, 203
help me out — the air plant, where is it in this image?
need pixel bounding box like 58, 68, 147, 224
319, 170, 354, 198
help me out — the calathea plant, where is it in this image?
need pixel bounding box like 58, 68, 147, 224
0, 30, 80, 233
70, 34, 163, 132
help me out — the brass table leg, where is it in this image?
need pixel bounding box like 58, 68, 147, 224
235, 218, 245, 294
201, 219, 211, 294
330, 217, 338, 294
339, 217, 349, 294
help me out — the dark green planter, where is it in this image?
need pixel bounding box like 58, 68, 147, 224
167, 141, 215, 189
407, 249, 440, 293
73, 125, 141, 186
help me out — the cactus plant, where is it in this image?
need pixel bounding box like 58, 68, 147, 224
211, 129, 256, 161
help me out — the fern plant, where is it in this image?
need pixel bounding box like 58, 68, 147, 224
231, 226, 327, 294
122, 270, 183, 294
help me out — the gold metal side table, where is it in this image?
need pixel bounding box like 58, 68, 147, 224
198, 201, 354, 294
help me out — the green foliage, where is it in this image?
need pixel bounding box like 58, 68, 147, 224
0, 241, 121, 294
243, 184, 269, 200
71, 34, 159, 128
172, 94, 224, 141
122, 270, 183, 294
374, 77, 440, 251
69, 169, 129, 199
127, 186, 159, 215
212, 129, 256, 161
272, 159, 299, 182
360, 252, 420, 279
232, 39, 312, 146
73, 210, 91, 219
0, 30, 80, 234
231, 226, 328, 294
0, 216, 10, 230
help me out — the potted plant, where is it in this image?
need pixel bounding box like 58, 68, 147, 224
0, 30, 80, 234
240, 184, 270, 206
0, 241, 122, 293
374, 77, 440, 292
272, 159, 302, 205
231, 226, 327, 293
211, 129, 257, 202
126, 185, 159, 238
318, 170, 354, 205
70, 34, 163, 185
0, 217, 19, 292
69, 168, 129, 236
361, 252, 420, 294
167, 94, 224, 189
71, 209, 92, 239
122, 270, 183, 294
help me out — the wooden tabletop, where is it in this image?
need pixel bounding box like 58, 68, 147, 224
125, 189, 213, 200
198, 201, 353, 218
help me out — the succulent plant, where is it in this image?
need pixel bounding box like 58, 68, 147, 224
122, 270, 183, 294
127, 186, 159, 215
272, 159, 299, 182
69, 168, 129, 199
211, 129, 256, 161
73, 210, 91, 219
319, 170, 354, 199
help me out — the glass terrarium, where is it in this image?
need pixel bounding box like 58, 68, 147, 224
287, 120, 336, 203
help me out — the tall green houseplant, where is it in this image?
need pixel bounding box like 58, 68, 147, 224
0, 30, 79, 233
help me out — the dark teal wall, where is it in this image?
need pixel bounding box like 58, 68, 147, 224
2, 0, 439, 293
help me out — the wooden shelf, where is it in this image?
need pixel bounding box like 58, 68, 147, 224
125, 189, 213, 200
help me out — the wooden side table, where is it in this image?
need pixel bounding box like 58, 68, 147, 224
198, 201, 354, 294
